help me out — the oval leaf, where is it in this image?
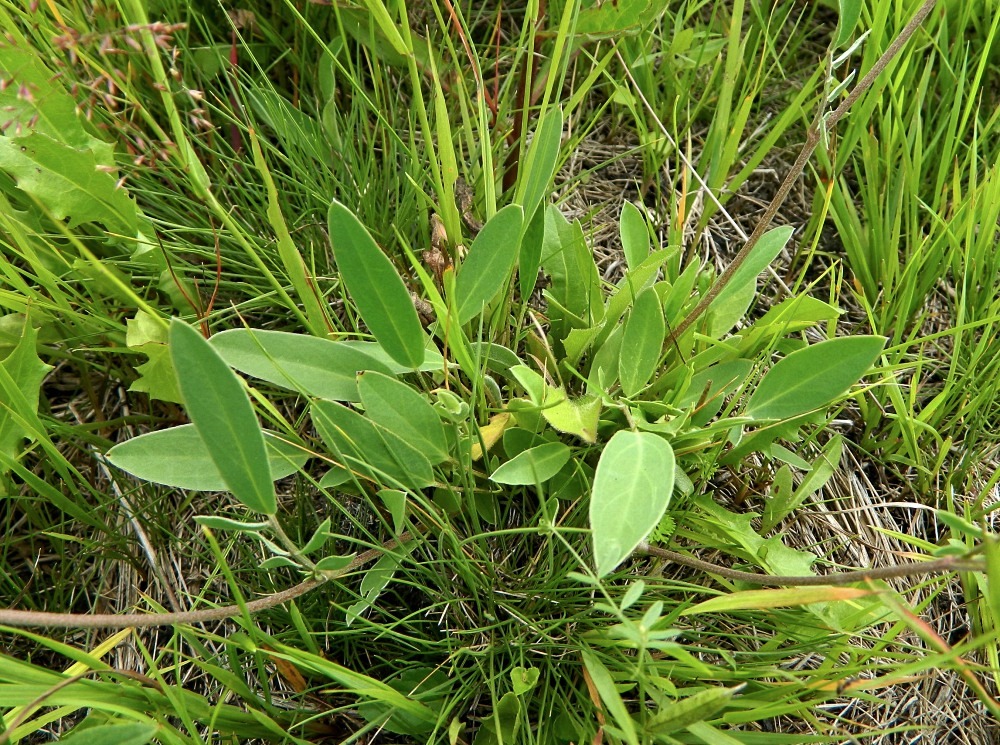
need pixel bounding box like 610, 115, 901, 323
454, 204, 524, 324
490, 442, 572, 485
358, 371, 450, 463
328, 200, 426, 368
107, 425, 307, 491
620, 201, 649, 270
590, 431, 675, 577
170, 320, 276, 514
619, 287, 665, 397
211, 329, 395, 401
745, 336, 886, 420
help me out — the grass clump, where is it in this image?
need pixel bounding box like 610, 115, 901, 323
1, 0, 999, 743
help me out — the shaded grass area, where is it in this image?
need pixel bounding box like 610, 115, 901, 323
1, 0, 999, 743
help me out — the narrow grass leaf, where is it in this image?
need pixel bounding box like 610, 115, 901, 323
581, 650, 639, 745
515, 108, 563, 223
682, 587, 874, 615
211, 329, 395, 401
745, 336, 886, 420
619, 287, 664, 397
170, 320, 276, 514
328, 200, 426, 368
358, 371, 450, 463
107, 425, 306, 490
455, 204, 524, 324
591, 431, 675, 577
619, 202, 649, 270
490, 442, 571, 485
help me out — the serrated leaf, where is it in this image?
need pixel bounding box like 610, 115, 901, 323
170, 320, 276, 514
490, 442, 571, 485
454, 204, 524, 324
210, 328, 395, 402
591, 431, 675, 577
619, 287, 664, 397
358, 371, 449, 463
745, 336, 885, 420
0, 321, 51, 467
106, 425, 307, 491
0, 132, 136, 234
328, 200, 426, 368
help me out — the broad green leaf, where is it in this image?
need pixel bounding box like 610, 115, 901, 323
542, 393, 601, 444
590, 431, 675, 577
328, 200, 426, 368
580, 650, 638, 745
170, 320, 276, 514
675, 359, 753, 426
619, 287, 664, 397
745, 336, 885, 420
312, 400, 434, 490
540, 206, 603, 345
470, 341, 523, 377
56, 723, 158, 745
358, 371, 450, 463
510, 667, 540, 696
619, 202, 649, 270
107, 425, 308, 491
515, 108, 563, 223
454, 204, 524, 324
683, 587, 874, 615
490, 442, 571, 485
0, 321, 51, 468
575, 0, 668, 39
706, 226, 793, 337
0, 132, 137, 234
647, 686, 743, 735
834, 0, 864, 48
210, 329, 395, 402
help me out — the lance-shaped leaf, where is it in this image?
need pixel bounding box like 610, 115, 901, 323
454, 204, 524, 324
619, 287, 664, 397
328, 200, 426, 368
210, 329, 395, 402
591, 431, 675, 577
745, 336, 885, 420
490, 442, 571, 485
357, 371, 450, 463
170, 320, 276, 514
107, 425, 308, 491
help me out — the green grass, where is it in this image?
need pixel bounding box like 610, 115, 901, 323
1, 0, 999, 743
